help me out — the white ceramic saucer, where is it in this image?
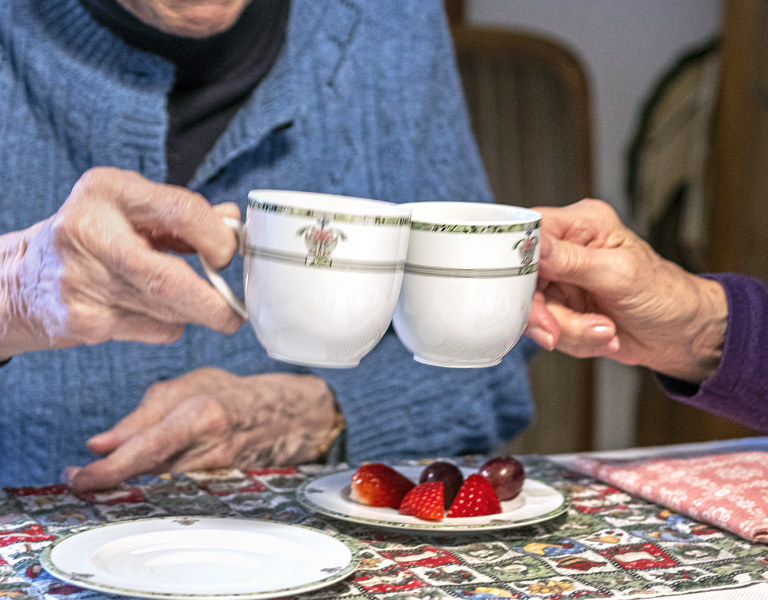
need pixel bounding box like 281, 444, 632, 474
41, 516, 359, 600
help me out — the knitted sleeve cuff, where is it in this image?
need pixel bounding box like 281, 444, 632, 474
656, 273, 768, 432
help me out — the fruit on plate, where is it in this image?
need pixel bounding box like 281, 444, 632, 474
419, 461, 464, 508
399, 481, 445, 520
479, 456, 525, 501
447, 474, 501, 517
350, 463, 416, 508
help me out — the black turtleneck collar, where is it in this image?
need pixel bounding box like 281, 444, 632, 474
79, 0, 291, 185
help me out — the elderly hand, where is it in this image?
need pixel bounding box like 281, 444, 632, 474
0, 167, 243, 358
524, 199, 727, 383
66, 367, 337, 492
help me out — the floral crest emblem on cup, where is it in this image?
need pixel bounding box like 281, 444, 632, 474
297, 216, 348, 267
513, 229, 538, 274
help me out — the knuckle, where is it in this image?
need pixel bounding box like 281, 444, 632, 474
574, 198, 617, 227
304, 375, 332, 402
145, 434, 171, 459
197, 397, 230, 434
209, 303, 243, 333
72, 166, 123, 198
576, 198, 601, 210
556, 247, 583, 280
143, 379, 170, 401
208, 445, 236, 467
167, 189, 207, 228
145, 268, 176, 299
577, 198, 608, 215
156, 324, 184, 344
73, 167, 107, 193
193, 366, 221, 379
89, 463, 125, 488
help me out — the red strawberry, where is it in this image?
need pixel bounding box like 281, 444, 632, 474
350, 463, 415, 508
399, 481, 444, 521
447, 474, 501, 517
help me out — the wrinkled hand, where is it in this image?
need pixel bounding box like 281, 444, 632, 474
66, 367, 337, 492
1, 167, 243, 357
524, 199, 727, 382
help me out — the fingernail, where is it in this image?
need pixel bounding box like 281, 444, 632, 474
527, 327, 555, 351
63, 466, 81, 485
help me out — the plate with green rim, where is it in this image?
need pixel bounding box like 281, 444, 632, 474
41, 516, 360, 600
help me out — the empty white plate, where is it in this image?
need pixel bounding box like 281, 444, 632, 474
41, 516, 359, 599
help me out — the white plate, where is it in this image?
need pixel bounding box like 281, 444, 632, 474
41, 516, 359, 600
296, 465, 569, 532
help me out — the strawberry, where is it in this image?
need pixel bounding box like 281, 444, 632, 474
399, 481, 444, 521
350, 463, 415, 508
447, 474, 501, 517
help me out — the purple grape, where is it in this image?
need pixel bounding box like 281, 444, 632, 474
419, 461, 464, 508
479, 456, 525, 500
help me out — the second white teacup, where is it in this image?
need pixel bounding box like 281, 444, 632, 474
203, 190, 411, 368
392, 201, 540, 368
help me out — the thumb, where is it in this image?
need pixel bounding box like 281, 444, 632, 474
213, 202, 241, 221
524, 291, 559, 350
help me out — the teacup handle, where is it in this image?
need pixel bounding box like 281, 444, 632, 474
199, 216, 249, 320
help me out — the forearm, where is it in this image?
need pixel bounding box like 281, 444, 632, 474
657, 273, 768, 430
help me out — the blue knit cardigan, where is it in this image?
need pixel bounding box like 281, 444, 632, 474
0, 0, 535, 485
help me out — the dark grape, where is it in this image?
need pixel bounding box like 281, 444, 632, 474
419, 461, 464, 508
479, 456, 525, 500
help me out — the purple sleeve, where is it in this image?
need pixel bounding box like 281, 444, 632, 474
656, 273, 768, 431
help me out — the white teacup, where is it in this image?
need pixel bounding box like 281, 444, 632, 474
203, 190, 411, 368
392, 201, 540, 368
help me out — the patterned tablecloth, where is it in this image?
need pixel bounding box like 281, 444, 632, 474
1, 455, 767, 600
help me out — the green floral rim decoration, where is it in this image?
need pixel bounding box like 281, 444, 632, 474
251, 199, 411, 227
409, 219, 541, 234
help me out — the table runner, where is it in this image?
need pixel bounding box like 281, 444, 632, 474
574, 450, 768, 543
1, 456, 767, 600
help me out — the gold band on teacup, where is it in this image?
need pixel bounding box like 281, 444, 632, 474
250, 200, 411, 227
409, 219, 541, 234
404, 263, 538, 278
245, 245, 406, 272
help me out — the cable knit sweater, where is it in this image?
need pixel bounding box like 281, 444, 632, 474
0, 0, 537, 485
